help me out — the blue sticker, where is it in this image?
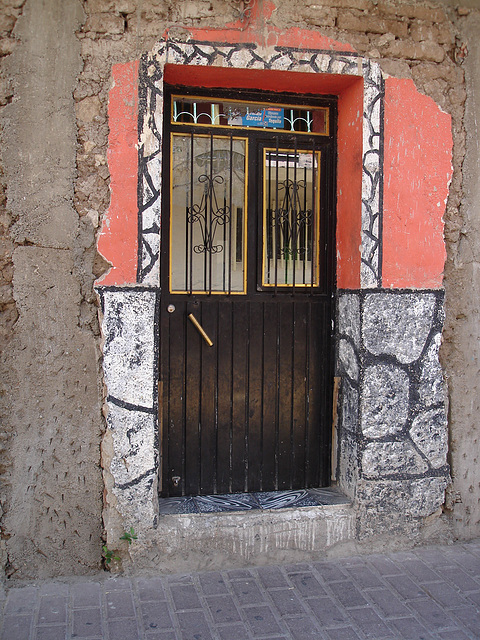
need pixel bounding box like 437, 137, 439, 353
242, 108, 284, 129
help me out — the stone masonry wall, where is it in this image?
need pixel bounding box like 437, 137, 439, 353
337, 290, 449, 539
0, 0, 478, 579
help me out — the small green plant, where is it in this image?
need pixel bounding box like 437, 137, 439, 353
103, 545, 120, 566
120, 526, 138, 545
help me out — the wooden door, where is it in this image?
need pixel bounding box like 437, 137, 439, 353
160, 89, 336, 497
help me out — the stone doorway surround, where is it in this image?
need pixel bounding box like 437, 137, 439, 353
97, 33, 452, 570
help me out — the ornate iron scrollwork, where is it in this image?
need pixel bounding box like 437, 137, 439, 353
272, 178, 312, 261
188, 174, 231, 255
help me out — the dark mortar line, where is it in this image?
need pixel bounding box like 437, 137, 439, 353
115, 468, 156, 491
362, 467, 450, 483
107, 395, 156, 415
95, 284, 160, 293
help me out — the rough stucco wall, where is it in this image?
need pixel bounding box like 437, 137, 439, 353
0, 0, 104, 579
443, 11, 480, 539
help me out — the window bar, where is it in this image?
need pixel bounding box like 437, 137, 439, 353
267, 150, 272, 284
274, 139, 279, 293
302, 161, 308, 285
228, 134, 233, 294
292, 140, 297, 292
223, 183, 226, 292
208, 133, 214, 294
189, 133, 194, 295
310, 142, 316, 293
285, 151, 290, 286
185, 164, 189, 292
193, 101, 198, 124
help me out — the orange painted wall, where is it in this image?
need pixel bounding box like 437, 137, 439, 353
96, 61, 139, 286
382, 77, 452, 289
336, 78, 363, 289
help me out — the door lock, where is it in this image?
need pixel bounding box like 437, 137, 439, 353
172, 476, 181, 487
167, 304, 175, 313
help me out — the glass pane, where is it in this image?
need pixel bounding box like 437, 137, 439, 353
170, 133, 247, 293
263, 148, 321, 287
172, 96, 328, 135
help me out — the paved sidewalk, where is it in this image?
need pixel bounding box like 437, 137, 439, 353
1, 540, 480, 640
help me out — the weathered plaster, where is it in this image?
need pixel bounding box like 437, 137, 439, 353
0, 0, 104, 579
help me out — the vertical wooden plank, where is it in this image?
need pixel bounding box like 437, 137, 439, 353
262, 301, 278, 492
319, 299, 333, 486
306, 299, 321, 487
199, 300, 218, 494
292, 300, 308, 488
162, 301, 187, 496
231, 299, 248, 493
185, 300, 202, 495
247, 301, 264, 492
216, 300, 233, 493
277, 301, 294, 490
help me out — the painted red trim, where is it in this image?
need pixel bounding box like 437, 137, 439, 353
336, 78, 363, 289
382, 78, 452, 289
96, 61, 139, 286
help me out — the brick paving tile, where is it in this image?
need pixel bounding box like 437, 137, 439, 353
306, 596, 349, 627
104, 578, 131, 591
408, 597, 463, 631
313, 562, 349, 583
230, 578, 266, 606
347, 606, 397, 638
137, 577, 166, 602
442, 567, 480, 592
324, 626, 362, 640
387, 616, 435, 639
140, 600, 175, 632
71, 607, 102, 637
216, 622, 251, 640
4, 587, 37, 616
345, 565, 385, 589
105, 589, 136, 619
145, 631, 177, 640
169, 584, 202, 611
107, 617, 141, 640
0, 615, 33, 640
423, 579, 469, 608
269, 587, 309, 618
34, 625, 67, 640
176, 610, 214, 640
198, 572, 229, 596
242, 604, 285, 637
364, 587, 411, 618
204, 594, 242, 624
466, 589, 480, 607
327, 580, 369, 608
2, 539, 480, 640
384, 574, 428, 600
71, 582, 102, 608
256, 566, 290, 590
37, 595, 67, 624
451, 604, 480, 636
287, 571, 327, 598
397, 558, 441, 584
38, 583, 68, 597
283, 614, 324, 639
366, 556, 403, 577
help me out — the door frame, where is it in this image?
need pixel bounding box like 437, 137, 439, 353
159, 84, 338, 497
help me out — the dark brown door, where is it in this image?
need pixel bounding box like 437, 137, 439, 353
160, 89, 336, 497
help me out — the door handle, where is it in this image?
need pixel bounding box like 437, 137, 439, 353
188, 313, 214, 347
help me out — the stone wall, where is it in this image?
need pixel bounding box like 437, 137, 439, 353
0, 0, 478, 579
337, 290, 449, 539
